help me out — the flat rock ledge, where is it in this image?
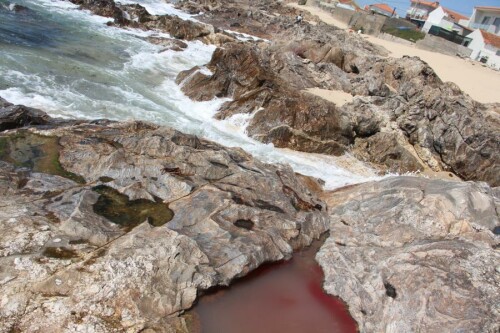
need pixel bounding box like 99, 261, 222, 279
0, 104, 328, 332
318, 176, 500, 333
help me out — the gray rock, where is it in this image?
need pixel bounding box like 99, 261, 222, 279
317, 176, 500, 333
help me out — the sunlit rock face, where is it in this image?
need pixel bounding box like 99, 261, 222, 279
318, 176, 500, 333
0, 104, 329, 332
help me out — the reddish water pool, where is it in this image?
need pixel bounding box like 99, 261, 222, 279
189, 238, 358, 333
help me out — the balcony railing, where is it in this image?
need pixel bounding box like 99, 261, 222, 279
470, 23, 500, 34
406, 8, 429, 20
471, 23, 492, 30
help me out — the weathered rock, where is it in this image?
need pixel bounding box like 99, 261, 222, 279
144, 15, 213, 40
177, 42, 356, 155
352, 132, 425, 173
318, 176, 500, 333
0, 97, 12, 108
70, 0, 124, 23
0, 104, 53, 131
179, 33, 499, 185
0, 105, 328, 332
146, 36, 188, 52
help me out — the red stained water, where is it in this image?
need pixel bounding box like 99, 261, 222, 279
192, 239, 358, 333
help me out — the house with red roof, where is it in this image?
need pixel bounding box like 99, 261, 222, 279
466, 29, 500, 69
406, 0, 440, 25
365, 3, 397, 18
464, 5, 500, 69
421, 5, 468, 34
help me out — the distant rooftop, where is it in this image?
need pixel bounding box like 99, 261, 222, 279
410, 0, 439, 8
474, 6, 500, 12
442, 7, 468, 23
480, 29, 500, 48
367, 3, 395, 14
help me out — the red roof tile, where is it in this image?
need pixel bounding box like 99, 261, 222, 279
480, 29, 500, 49
369, 3, 394, 14
475, 6, 500, 12
410, 0, 439, 8
442, 7, 468, 23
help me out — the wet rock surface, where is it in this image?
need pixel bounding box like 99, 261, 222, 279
318, 176, 500, 333
68, 0, 236, 46
0, 105, 328, 332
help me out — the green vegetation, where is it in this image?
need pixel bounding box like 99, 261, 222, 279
382, 27, 426, 42
0, 131, 85, 183
42, 246, 79, 259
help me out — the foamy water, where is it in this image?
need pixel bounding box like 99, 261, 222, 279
116, 0, 196, 20
0, 0, 381, 189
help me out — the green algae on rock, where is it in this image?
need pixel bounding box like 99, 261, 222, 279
0, 131, 85, 184
42, 246, 80, 260
92, 185, 174, 228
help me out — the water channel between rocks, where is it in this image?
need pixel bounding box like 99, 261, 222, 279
186, 236, 358, 333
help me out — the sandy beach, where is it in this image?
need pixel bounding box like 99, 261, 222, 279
304, 87, 353, 105
288, 2, 500, 104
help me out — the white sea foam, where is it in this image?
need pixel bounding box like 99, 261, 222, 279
116, 0, 195, 20
224, 29, 270, 42
34, 0, 113, 24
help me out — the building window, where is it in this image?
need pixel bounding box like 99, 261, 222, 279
481, 16, 491, 25
493, 17, 500, 34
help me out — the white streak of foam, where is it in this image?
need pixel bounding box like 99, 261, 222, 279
116, 0, 195, 20
224, 29, 270, 42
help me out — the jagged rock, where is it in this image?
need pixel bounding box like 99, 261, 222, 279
144, 15, 213, 40
70, 0, 124, 23
352, 132, 425, 173
317, 176, 500, 333
0, 104, 328, 332
146, 37, 188, 52
178, 42, 355, 155
176, 0, 221, 13
0, 97, 12, 108
179, 33, 499, 185
0, 104, 52, 131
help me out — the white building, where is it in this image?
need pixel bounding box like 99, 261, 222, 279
421, 6, 468, 33
406, 0, 439, 27
466, 29, 500, 69
468, 6, 500, 36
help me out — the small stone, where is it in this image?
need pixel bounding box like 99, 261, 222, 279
55, 278, 63, 286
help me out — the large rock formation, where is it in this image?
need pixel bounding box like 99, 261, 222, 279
0, 103, 328, 332
318, 176, 500, 333
178, 24, 500, 186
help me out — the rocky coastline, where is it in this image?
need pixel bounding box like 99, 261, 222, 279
0, 0, 499, 332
